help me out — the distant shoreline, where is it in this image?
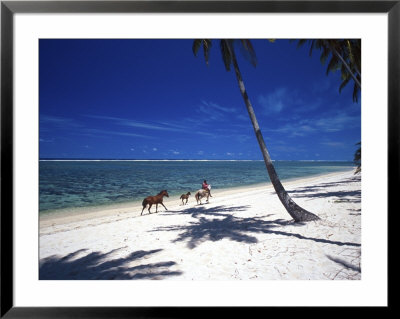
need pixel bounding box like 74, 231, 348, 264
39, 169, 356, 228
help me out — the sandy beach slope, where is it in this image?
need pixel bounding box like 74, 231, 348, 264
39, 170, 361, 280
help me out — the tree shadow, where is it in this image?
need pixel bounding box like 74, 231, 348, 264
348, 208, 361, 216
164, 204, 251, 219
286, 175, 361, 204
326, 254, 361, 273
305, 175, 361, 189
291, 190, 361, 203
39, 248, 183, 280
151, 205, 361, 249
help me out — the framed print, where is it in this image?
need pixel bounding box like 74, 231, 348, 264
1, 0, 395, 317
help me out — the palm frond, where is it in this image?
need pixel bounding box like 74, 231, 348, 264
346, 40, 355, 65
339, 75, 351, 93
308, 39, 317, 56
192, 39, 202, 56
192, 39, 212, 65
352, 82, 360, 102
239, 39, 257, 67
295, 39, 308, 48
220, 40, 232, 71
202, 39, 212, 65
325, 55, 341, 75
319, 50, 329, 65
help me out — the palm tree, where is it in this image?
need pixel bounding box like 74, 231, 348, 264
193, 39, 319, 222
295, 39, 361, 102
295, 39, 362, 172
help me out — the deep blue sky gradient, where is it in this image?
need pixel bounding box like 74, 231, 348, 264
39, 39, 361, 160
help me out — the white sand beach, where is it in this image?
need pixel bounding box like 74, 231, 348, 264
39, 170, 361, 280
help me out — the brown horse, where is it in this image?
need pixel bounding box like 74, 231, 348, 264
141, 190, 169, 215
195, 189, 209, 205
180, 192, 191, 205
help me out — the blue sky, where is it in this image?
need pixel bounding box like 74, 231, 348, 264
39, 39, 360, 160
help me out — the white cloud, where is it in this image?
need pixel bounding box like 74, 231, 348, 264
236, 134, 252, 143
258, 88, 288, 113
85, 114, 215, 137
196, 101, 239, 122
266, 111, 359, 137
236, 114, 248, 121
76, 128, 152, 139
86, 114, 186, 133
314, 112, 360, 132
258, 87, 326, 115
40, 115, 84, 129
201, 100, 236, 113
320, 142, 346, 147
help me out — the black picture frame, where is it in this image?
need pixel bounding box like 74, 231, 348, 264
1, 0, 394, 317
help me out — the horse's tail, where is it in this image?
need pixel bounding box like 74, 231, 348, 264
142, 198, 147, 207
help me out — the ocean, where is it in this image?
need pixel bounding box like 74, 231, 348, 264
39, 160, 354, 215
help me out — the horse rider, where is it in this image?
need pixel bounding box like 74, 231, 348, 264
202, 180, 212, 197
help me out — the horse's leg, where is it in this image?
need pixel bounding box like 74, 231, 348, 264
148, 204, 152, 214
160, 202, 167, 211
141, 201, 147, 215
156, 203, 158, 213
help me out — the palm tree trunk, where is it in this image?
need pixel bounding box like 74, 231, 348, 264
227, 41, 319, 222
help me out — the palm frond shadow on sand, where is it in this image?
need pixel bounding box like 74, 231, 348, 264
286, 175, 361, 204
153, 205, 361, 249
39, 248, 182, 280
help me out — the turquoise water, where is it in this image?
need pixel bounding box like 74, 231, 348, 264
39, 160, 354, 214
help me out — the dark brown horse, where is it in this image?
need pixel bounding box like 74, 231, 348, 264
180, 192, 191, 205
141, 190, 169, 215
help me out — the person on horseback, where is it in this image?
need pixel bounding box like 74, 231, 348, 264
202, 180, 212, 197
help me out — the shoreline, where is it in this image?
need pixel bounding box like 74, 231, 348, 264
39, 169, 355, 230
